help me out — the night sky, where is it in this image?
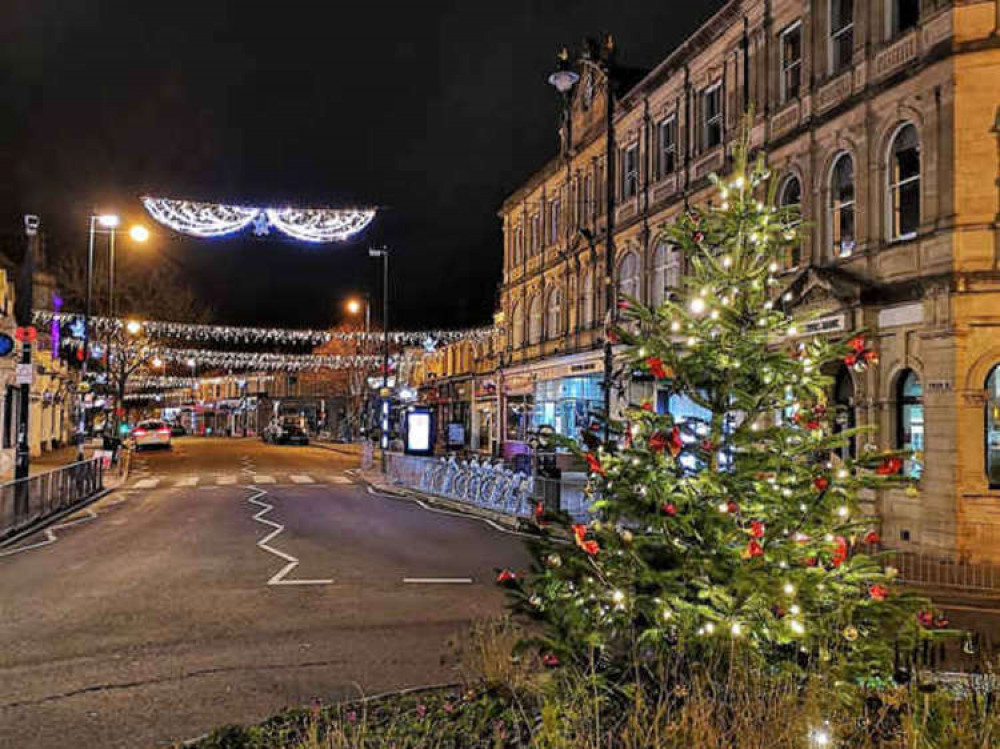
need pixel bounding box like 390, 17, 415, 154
1, 1, 723, 330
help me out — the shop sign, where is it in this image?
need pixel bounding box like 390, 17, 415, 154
801, 313, 846, 336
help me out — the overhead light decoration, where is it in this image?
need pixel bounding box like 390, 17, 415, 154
140, 196, 375, 243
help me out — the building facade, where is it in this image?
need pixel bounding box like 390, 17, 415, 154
498, 0, 1000, 558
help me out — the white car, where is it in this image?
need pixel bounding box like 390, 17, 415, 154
132, 420, 172, 450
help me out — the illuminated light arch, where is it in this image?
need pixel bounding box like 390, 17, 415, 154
141, 196, 376, 243
141, 197, 259, 238
265, 207, 376, 243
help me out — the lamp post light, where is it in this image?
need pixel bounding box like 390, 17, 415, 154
345, 295, 371, 442
368, 247, 390, 473
549, 36, 617, 451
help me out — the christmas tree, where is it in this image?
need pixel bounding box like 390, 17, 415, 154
507, 129, 931, 682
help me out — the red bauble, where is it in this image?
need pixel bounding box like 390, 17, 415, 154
813, 476, 829, 491
662, 502, 678, 517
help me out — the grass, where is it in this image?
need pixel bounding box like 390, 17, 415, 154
184, 617, 1000, 748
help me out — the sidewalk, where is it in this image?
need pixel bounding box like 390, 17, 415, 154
1, 440, 129, 490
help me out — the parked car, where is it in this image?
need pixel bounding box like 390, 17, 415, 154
262, 418, 309, 445
131, 420, 172, 450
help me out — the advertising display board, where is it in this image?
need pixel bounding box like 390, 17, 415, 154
405, 408, 434, 456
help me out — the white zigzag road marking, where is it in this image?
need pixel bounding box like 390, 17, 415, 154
246, 486, 333, 586
0, 508, 98, 557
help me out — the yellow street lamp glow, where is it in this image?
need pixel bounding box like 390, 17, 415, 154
126, 320, 142, 335
346, 299, 362, 315
151, 357, 164, 368
129, 225, 150, 242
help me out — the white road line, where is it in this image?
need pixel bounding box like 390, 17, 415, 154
329, 476, 351, 484
403, 577, 473, 584
175, 476, 199, 487
217, 475, 237, 485
133, 478, 160, 489
289, 474, 314, 484
0, 509, 98, 557
245, 486, 333, 585
253, 475, 276, 484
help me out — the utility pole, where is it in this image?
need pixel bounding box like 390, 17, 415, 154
14, 215, 40, 518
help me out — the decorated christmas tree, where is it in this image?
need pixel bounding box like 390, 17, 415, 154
506, 129, 933, 682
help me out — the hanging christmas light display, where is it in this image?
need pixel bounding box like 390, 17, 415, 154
120, 347, 411, 372
140, 197, 260, 238
140, 197, 375, 243
34, 311, 494, 347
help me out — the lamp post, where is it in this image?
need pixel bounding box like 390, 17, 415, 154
368, 247, 390, 473
345, 295, 371, 442
549, 36, 617, 451
77, 213, 119, 460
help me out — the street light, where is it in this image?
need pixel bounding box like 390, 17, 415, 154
345, 295, 372, 442
549, 35, 617, 450
129, 225, 150, 243
126, 319, 142, 335
151, 356, 164, 369
368, 247, 390, 473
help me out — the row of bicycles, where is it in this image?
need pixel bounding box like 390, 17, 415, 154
418, 454, 535, 517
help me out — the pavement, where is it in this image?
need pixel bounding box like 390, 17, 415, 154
0, 437, 532, 749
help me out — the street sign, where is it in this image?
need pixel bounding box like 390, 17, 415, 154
15, 363, 33, 385
0, 333, 13, 357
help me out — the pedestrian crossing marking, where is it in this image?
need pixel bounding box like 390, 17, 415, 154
217, 475, 238, 485
253, 475, 276, 484
289, 474, 315, 484
330, 476, 351, 484
133, 478, 160, 489
175, 476, 199, 487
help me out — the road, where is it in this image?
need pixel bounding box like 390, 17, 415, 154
0, 438, 532, 749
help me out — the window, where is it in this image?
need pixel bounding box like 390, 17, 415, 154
530, 214, 541, 254
896, 369, 924, 479
702, 85, 722, 149
833, 366, 856, 459
567, 276, 578, 331
779, 175, 803, 268
656, 117, 677, 179
651, 242, 681, 308
583, 174, 593, 225
987, 366, 1000, 486
888, 123, 920, 240
830, 153, 856, 258
780, 23, 803, 102
512, 223, 524, 264
890, 0, 920, 37
581, 270, 595, 329
546, 287, 562, 339
830, 0, 854, 73
617, 252, 640, 303
622, 144, 639, 199
528, 295, 542, 344
549, 198, 561, 244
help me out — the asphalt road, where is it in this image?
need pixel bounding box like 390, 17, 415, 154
0, 438, 533, 749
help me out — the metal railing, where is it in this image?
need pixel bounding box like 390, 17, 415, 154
0, 458, 104, 540
385, 452, 595, 521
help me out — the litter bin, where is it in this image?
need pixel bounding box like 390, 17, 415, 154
536, 450, 562, 511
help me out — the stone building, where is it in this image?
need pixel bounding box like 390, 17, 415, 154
498, 0, 1000, 558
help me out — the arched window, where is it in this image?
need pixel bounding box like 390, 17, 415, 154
567, 275, 578, 332
888, 123, 920, 240
581, 270, 594, 329
511, 301, 524, 350
617, 251, 640, 303
779, 175, 803, 268
546, 287, 562, 340
830, 153, 856, 258
986, 366, 1000, 486
651, 243, 681, 308
896, 369, 923, 478
528, 295, 542, 345
833, 365, 856, 459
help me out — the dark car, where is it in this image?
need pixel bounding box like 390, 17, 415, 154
262, 418, 309, 445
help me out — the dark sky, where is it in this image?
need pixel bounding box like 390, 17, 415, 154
1, 0, 723, 330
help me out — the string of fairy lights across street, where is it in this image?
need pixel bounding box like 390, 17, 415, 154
32, 311, 494, 348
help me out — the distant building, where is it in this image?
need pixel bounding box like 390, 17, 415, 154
498, 0, 1000, 559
